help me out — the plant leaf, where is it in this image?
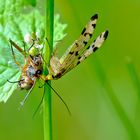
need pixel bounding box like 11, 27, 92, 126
0, 0, 67, 102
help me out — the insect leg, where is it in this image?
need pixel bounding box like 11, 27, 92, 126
32, 84, 46, 117
28, 39, 35, 51
45, 37, 56, 57
9, 39, 24, 67
18, 79, 36, 110
9, 39, 26, 56
22, 41, 27, 57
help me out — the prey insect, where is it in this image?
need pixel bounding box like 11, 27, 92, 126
8, 14, 108, 113
9, 34, 71, 114
8, 38, 43, 105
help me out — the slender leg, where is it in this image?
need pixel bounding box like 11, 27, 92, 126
9, 40, 23, 67
9, 39, 26, 56
32, 85, 46, 117
22, 41, 27, 57
28, 39, 35, 51
18, 79, 36, 110
41, 53, 49, 67
46, 37, 59, 58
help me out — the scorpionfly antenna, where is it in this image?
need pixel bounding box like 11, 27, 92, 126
46, 81, 71, 115
33, 81, 71, 117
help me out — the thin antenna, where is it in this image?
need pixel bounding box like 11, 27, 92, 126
18, 80, 36, 110
7, 79, 22, 83
47, 81, 71, 115
33, 82, 71, 117
32, 86, 46, 118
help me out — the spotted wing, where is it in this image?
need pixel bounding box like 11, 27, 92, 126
56, 14, 98, 74
64, 30, 108, 74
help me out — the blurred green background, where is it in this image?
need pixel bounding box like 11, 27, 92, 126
0, 0, 140, 140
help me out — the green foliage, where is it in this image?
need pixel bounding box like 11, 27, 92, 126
23, 0, 37, 7
0, 0, 67, 103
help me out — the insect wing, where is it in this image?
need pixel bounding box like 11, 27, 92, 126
56, 14, 98, 75
61, 30, 108, 75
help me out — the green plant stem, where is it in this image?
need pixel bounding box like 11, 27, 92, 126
43, 0, 54, 140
